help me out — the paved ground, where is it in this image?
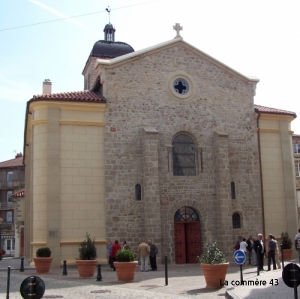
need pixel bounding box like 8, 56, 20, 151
0, 257, 299, 299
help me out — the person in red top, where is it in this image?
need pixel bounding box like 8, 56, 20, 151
111, 240, 121, 271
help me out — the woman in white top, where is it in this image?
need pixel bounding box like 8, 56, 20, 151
240, 238, 248, 253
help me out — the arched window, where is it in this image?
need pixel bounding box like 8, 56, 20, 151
172, 134, 196, 176
231, 182, 236, 199
232, 213, 241, 229
174, 206, 199, 221
135, 184, 141, 201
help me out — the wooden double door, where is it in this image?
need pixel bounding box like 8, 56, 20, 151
174, 221, 201, 263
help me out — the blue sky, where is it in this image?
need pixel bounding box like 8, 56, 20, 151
0, 0, 299, 162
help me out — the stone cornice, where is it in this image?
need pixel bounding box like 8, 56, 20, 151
95, 38, 259, 84
30, 101, 106, 112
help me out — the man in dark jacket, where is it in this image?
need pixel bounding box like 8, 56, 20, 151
253, 233, 266, 270
267, 234, 277, 271
148, 239, 158, 271
246, 235, 253, 265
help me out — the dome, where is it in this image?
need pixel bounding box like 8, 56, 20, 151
90, 40, 134, 59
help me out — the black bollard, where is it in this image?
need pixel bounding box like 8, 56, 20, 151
29, 276, 36, 299
164, 255, 168, 286
62, 260, 68, 276
96, 264, 102, 281
6, 266, 10, 299
281, 243, 284, 270
19, 256, 24, 272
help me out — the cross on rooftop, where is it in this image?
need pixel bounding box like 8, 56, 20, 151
173, 23, 183, 38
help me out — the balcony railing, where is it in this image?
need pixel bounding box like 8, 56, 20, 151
0, 222, 12, 230
0, 181, 25, 189
0, 202, 13, 209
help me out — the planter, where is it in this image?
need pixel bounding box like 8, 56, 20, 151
282, 249, 293, 261
76, 260, 98, 277
113, 261, 138, 281
33, 257, 53, 274
201, 263, 229, 289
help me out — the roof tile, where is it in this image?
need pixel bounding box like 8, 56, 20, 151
254, 104, 297, 117
31, 90, 106, 103
0, 156, 24, 168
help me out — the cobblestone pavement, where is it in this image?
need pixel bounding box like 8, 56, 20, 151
0, 258, 298, 299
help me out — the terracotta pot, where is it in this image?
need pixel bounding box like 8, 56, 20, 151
201, 263, 229, 289
33, 257, 53, 274
76, 260, 98, 277
282, 249, 293, 261
113, 261, 138, 281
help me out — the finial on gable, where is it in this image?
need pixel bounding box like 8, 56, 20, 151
106, 6, 111, 23
173, 23, 183, 39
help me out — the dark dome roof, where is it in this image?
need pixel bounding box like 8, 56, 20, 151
90, 40, 134, 59
104, 23, 114, 30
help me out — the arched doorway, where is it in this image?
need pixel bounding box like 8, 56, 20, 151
174, 206, 201, 264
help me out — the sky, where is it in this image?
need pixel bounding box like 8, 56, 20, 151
0, 0, 299, 162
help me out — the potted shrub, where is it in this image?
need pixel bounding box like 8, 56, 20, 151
281, 231, 293, 261
113, 249, 138, 281
33, 247, 53, 273
0, 248, 6, 261
76, 233, 98, 277
197, 241, 229, 289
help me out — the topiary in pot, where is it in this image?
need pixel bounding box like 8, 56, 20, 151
76, 232, 98, 277
114, 249, 138, 281
281, 232, 292, 249
33, 247, 52, 274
36, 247, 51, 257
78, 233, 97, 260
116, 249, 135, 262
197, 242, 229, 289
281, 231, 293, 261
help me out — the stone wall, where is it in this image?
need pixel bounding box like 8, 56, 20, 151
101, 43, 262, 261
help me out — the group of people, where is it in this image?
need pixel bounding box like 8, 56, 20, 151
234, 233, 281, 271
108, 239, 159, 272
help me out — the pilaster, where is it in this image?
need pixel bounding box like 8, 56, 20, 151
213, 131, 232, 257
142, 126, 161, 249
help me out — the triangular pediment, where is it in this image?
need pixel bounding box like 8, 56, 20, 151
95, 38, 259, 83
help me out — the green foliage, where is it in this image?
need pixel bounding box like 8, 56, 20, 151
36, 247, 51, 257
281, 232, 292, 249
78, 232, 97, 260
197, 242, 227, 264
116, 249, 135, 262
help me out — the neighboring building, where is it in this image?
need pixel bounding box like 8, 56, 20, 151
0, 153, 25, 256
23, 23, 298, 268
12, 189, 25, 257
292, 134, 300, 220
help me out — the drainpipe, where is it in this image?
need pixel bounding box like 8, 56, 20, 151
256, 110, 266, 241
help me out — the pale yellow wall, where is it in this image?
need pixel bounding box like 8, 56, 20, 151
260, 131, 286, 232
32, 114, 48, 242
259, 115, 298, 246
26, 101, 106, 266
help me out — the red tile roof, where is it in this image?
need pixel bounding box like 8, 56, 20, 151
30, 90, 106, 103
0, 155, 24, 168
255, 104, 296, 117
12, 189, 25, 197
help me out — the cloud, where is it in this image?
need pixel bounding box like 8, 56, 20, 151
28, 0, 88, 28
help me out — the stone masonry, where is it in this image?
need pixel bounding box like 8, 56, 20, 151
100, 41, 263, 262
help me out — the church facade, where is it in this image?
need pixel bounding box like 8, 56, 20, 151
23, 24, 298, 267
